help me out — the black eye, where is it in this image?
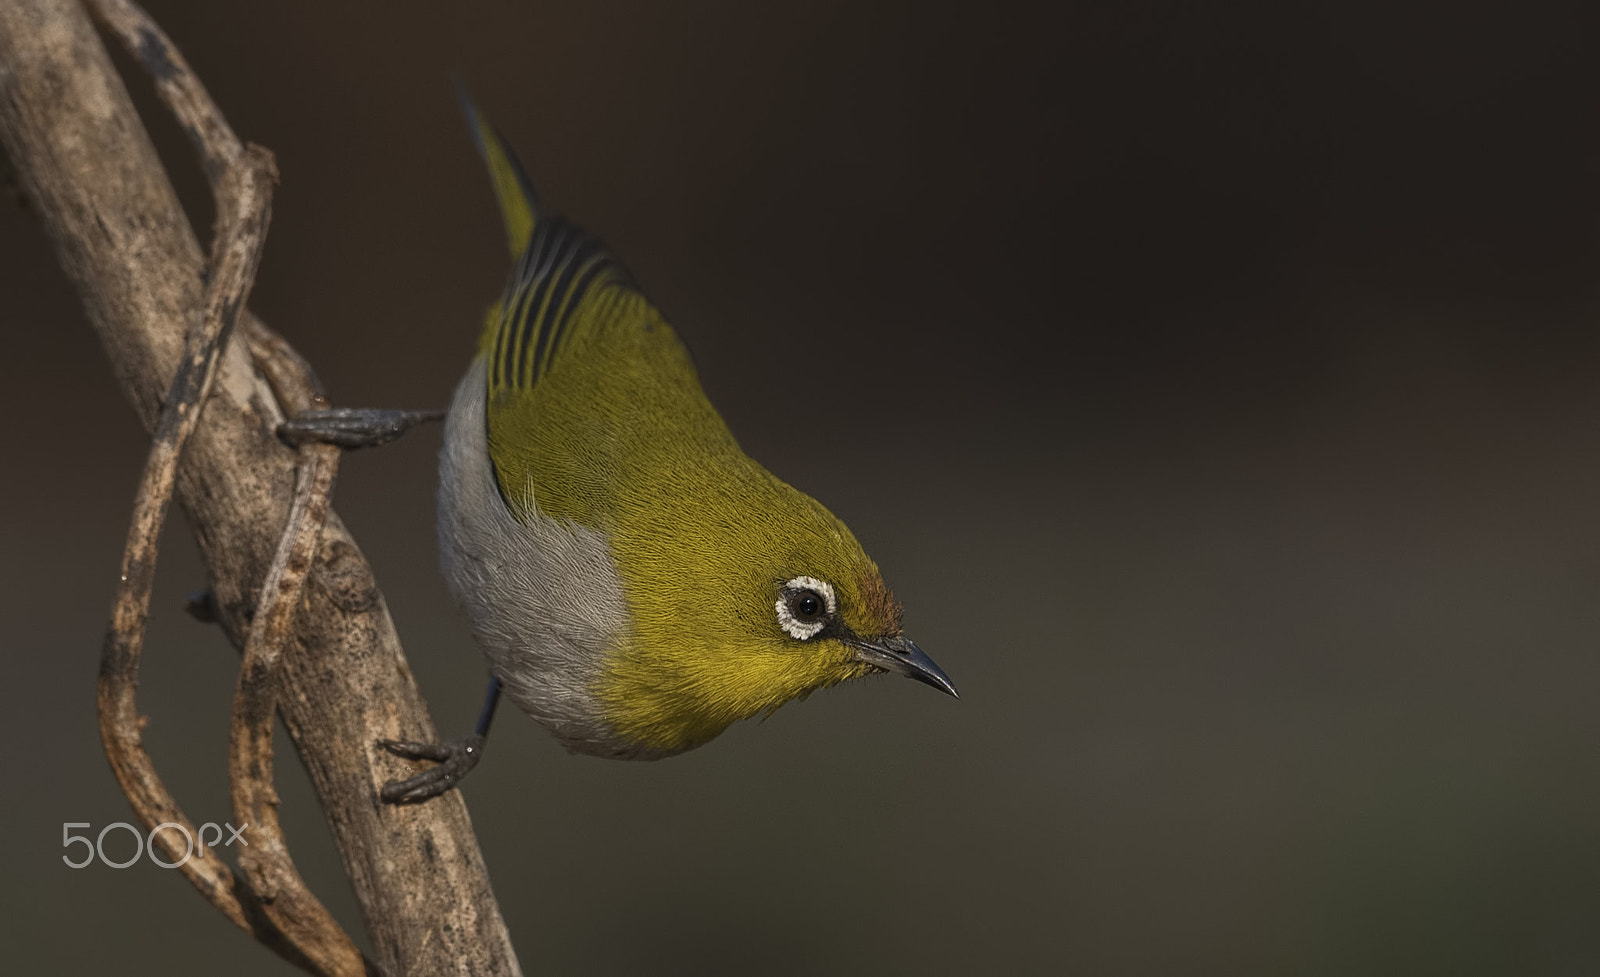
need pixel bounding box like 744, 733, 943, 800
789, 590, 825, 623
776, 576, 836, 640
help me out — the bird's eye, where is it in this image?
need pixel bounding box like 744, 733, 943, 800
791, 591, 824, 622
775, 576, 837, 641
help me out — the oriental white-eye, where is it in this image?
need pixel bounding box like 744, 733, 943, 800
382, 94, 957, 798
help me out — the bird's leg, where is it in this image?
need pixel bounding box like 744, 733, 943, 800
212, 403, 473, 804
277, 407, 445, 450
280, 402, 492, 804
378, 676, 503, 804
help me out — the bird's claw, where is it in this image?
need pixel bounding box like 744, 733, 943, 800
378, 734, 485, 804
278, 407, 445, 451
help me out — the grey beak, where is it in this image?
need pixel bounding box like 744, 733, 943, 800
848, 634, 959, 699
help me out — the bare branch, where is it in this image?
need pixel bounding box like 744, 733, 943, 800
0, 1, 522, 974
79, 1, 370, 972
88, 38, 281, 971
86, 0, 243, 176
231, 439, 363, 977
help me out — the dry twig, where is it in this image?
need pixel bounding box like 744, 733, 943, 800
0, 0, 522, 974
84, 1, 368, 973
229, 438, 357, 976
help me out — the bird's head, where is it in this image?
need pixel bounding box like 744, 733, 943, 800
595, 471, 957, 756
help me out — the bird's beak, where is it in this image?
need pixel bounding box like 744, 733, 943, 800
848, 634, 959, 698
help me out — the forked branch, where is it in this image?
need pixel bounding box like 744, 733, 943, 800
0, 1, 521, 974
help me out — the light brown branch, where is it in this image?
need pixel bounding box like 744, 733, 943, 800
0, 1, 522, 975
230, 438, 360, 977
89, 34, 280, 969
80, 1, 371, 972
86, 0, 242, 179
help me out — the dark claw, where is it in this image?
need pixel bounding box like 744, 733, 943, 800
184, 588, 220, 623
278, 407, 445, 450
378, 734, 485, 804
380, 739, 455, 762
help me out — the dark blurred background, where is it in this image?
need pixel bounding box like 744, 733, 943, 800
6, 1, 1600, 973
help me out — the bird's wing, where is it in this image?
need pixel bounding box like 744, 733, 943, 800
458, 88, 645, 401
459, 89, 688, 521
479, 210, 651, 519
484, 214, 639, 400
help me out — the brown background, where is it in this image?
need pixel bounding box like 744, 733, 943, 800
6, 1, 1600, 973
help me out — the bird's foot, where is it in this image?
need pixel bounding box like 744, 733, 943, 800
378, 734, 485, 804
184, 588, 221, 624
278, 407, 444, 450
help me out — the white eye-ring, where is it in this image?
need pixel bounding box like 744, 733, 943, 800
775, 576, 837, 640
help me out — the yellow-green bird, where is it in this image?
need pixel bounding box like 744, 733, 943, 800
379, 94, 957, 801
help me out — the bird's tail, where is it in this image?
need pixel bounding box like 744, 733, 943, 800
455, 81, 539, 258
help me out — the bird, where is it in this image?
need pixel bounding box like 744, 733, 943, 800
377, 92, 958, 802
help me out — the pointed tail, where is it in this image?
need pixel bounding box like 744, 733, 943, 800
454, 80, 539, 258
